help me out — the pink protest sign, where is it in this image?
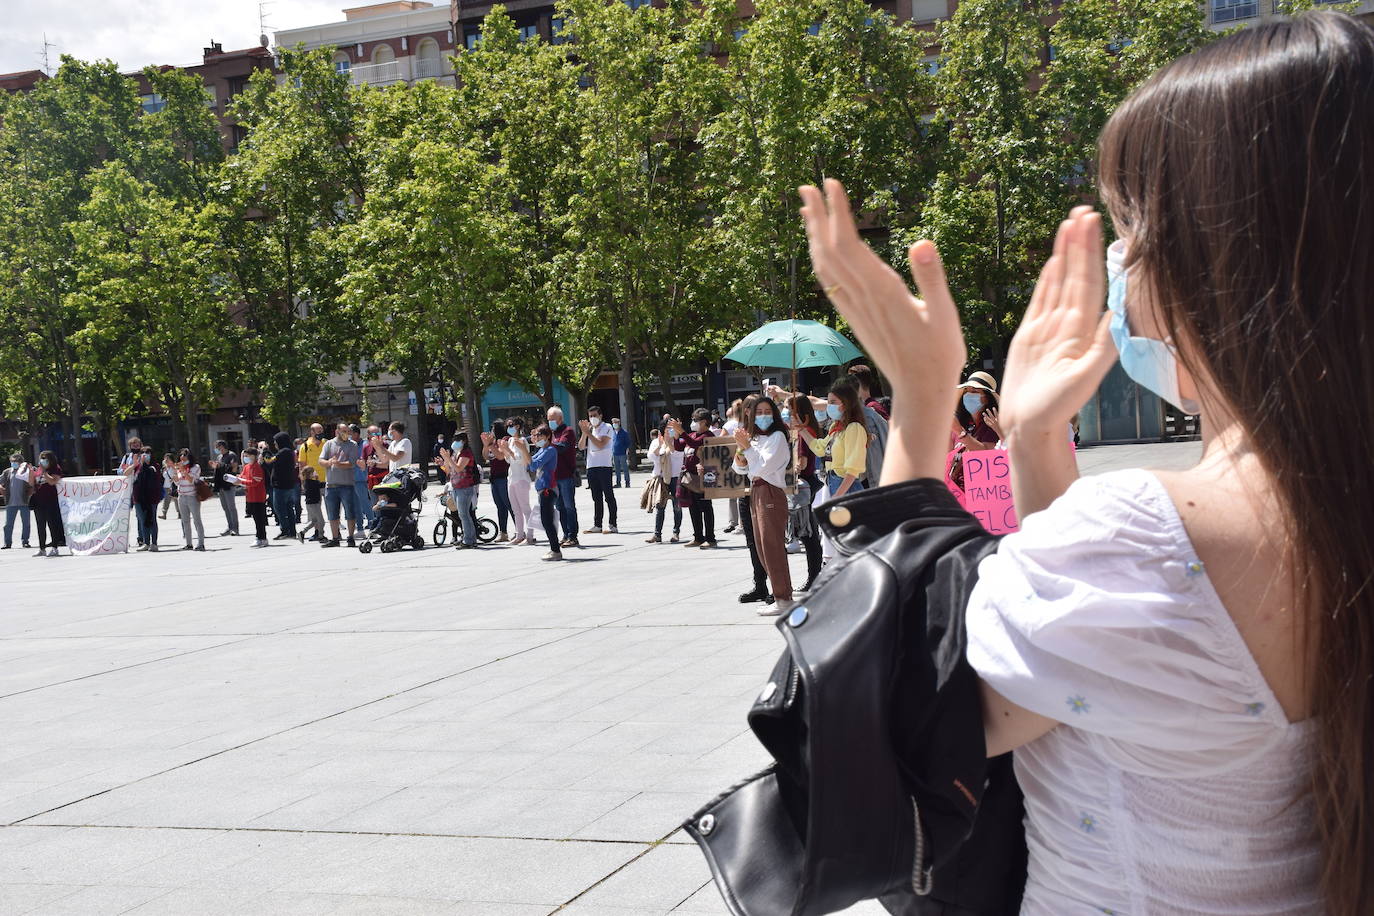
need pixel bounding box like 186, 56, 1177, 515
961, 449, 1019, 535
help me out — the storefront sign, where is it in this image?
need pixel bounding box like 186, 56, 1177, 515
56, 475, 132, 555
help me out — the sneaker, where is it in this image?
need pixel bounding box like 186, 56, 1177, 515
646, 535, 661, 543
273, 532, 292, 540
738, 586, 769, 604
252, 539, 267, 548
757, 602, 786, 617
785, 540, 803, 555
567, 538, 580, 548
560, 537, 574, 548
510, 535, 526, 546
183, 544, 194, 551
453, 543, 470, 550
699, 541, 718, 550
195, 544, 205, 552
220, 529, 233, 537
0, 545, 10, 550
670, 534, 680, 543
346, 537, 356, 548
723, 524, 738, 534
321, 539, 339, 548
583, 527, 601, 535
47, 548, 59, 557
496, 534, 509, 543
298, 531, 305, 543
606, 526, 617, 534
542, 550, 562, 561
149, 544, 159, 552
34, 548, 47, 557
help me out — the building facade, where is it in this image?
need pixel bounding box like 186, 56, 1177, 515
275, 1, 459, 88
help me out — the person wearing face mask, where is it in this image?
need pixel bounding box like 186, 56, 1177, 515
482, 422, 512, 543
501, 417, 539, 546
733, 398, 796, 614
208, 440, 241, 537
1, 452, 32, 550
580, 407, 618, 535
157, 451, 180, 521
783, 396, 824, 593
319, 422, 362, 548
546, 406, 580, 547
734, 395, 774, 603
611, 418, 632, 488
720, 399, 746, 534
440, 431, 480, 549
348, 425, 378, 532
372, 421, 414, 478
669, 407, 718, 548
233, 447, 270, 547
433, 433, 449, 486
797, 377, 869, 499
28, 450, 65, 557
953, 371, 1002, 452
168, 448, 206, 551
528, 424, 562, 561
645, 427, 683, 543
129, 448, 163, 552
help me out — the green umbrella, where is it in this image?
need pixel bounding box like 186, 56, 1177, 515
724, 319, 863, 370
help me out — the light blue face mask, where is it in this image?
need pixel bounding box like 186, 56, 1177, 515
825, 404, 842, 422
506, 427, 517, 438
961, 393, 984, 414
780, 409, 792, 424
1106, 241, 1201, 414
755, 414, 774, 430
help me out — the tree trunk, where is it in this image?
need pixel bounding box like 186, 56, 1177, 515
181, 388, 200, 459
64, 372, 86, 474
21, 405, 37, 463
460, 353, 481, 446
617, 347, 639, 447
657, 366, 678, 418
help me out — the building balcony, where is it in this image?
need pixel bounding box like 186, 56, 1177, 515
349, 61, 402, 85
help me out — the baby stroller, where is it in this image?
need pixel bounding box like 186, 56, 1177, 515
359, 468, 426, 554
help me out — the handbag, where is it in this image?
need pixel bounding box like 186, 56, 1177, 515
194, 479, 213, 502
680, 468, 704, 494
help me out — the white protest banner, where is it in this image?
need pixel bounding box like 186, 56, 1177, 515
56, 475, 132, 555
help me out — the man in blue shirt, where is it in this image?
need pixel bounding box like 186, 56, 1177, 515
611, 418, 632, 488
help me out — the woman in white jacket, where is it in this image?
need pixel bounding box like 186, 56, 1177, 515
732, 397, 795, 616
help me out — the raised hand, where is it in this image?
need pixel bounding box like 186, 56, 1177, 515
732, 427, 751, 449
799, 180, 967, 482
998, 207, 1116, 444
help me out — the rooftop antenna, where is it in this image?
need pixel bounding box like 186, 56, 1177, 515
39, 32, 56, 75
258, 0, 274, 47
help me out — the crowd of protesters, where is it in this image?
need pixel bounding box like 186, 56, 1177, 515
0, 363, 1009, 608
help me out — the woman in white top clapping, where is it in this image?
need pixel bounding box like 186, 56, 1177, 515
732, 397, 795, 616
501, 417, 538, 546
797, 13, 1374, 912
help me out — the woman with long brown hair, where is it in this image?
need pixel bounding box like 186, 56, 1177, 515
799, 12, 1373, 912
797, 377, 868, 499
785, 394, 824, 593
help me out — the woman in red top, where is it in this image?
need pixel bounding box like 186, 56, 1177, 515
237, 446, 270, 547
29, 450, 65, 557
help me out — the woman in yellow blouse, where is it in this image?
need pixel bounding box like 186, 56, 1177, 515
797, 377, 868, 498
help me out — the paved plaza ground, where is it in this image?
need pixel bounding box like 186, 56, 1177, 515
0, 441, 1201, 915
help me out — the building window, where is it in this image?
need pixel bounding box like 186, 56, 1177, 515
140, 93, 166, 114
464, 28, 482, 50
551, 17, 569, 43
227, 76, 248, 97
334, 52, 352, 74
204, 86, 218, 109
625, 0, 651, 9
921, 55, 942, 75
1212, 0, 1257, 22
807, 22, 822, 36
519, 23, 539, 42
231, 124, 249, 149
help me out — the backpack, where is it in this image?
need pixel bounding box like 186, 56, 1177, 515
861, 405, 888, 485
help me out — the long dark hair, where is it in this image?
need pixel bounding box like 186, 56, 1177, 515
1099, 13, 1374, 910
829, 377, 864, 428
788, 394, 821, 436
750, 396, 790, 443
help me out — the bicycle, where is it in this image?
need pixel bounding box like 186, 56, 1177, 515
432, 509, 498, 546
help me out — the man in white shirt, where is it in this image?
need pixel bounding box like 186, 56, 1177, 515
579, 406, 618, 534
372, 421, 414, 480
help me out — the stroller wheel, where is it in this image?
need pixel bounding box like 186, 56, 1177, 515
358, 540, 373, 554
411, 535, 425, 550
431, 518, 448, 547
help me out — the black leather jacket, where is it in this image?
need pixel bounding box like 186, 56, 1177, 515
686, 479, 1027, 916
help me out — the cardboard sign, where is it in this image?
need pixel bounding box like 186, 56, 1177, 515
56, 475, 132, 555
696, 436, 796, 500
960, 449, 1020, 535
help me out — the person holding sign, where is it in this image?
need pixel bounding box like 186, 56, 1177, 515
732, 397, 796, 615
796, 377, 868, 499
669, 409, 718, 549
